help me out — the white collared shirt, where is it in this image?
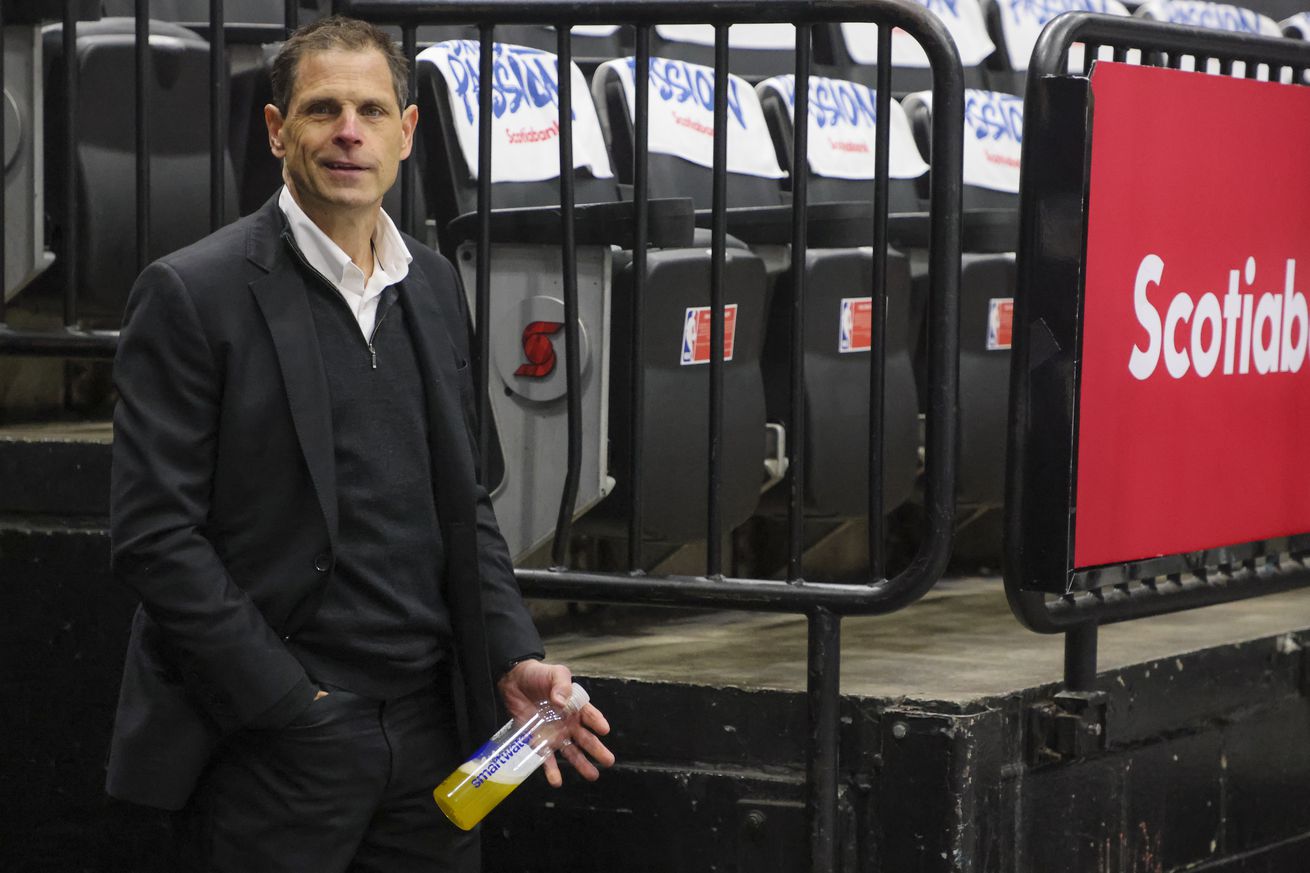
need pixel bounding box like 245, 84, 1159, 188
278, 186, 413, 339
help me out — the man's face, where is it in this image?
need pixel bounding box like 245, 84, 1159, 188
264, 48, 417, 218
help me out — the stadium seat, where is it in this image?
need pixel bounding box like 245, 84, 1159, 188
593, 55, 789, 211
40, 18, 238, 318
754, 73, 925, 516
417, 41, 772, 553
597, 56, 923, 519
982, 0, 1131, 95
903, 87, 1020, 508
488, 25, 629, 76
814, 0, 996, 96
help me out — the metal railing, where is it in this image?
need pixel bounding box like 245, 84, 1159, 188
1005, 13, 1310, 687
1, 2, 966, 868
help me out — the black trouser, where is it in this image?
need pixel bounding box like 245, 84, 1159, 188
174, 682, 478, 873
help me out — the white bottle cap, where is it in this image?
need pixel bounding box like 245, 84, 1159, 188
566, 682, 590, 712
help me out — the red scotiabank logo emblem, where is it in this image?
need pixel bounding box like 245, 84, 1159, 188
514, 321, 564, 378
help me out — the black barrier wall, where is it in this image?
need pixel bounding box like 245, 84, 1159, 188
1005, 13, 1310, 722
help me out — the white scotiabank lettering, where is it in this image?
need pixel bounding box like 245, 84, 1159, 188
1128, 255, 1309, 380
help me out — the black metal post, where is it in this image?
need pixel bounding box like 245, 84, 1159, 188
401, 24, 417, 237
0, 0, 7, 324
475, 25, 494, 472
868, 23, 892, 580
1083, 42, 1100, 75
135, 0, 151, 273
209, 0, 226, 230
1064, 622, 1098, 692
806, 608, 841, 873
788, 25, 811, 583
62, 0, 78, 328
284, 0, 299, 36
707, 24, 729, 577
551, 27, 583, 568
627, 25, 651, 572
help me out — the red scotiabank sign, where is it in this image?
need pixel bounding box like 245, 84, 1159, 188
1075, 62, 1310, 569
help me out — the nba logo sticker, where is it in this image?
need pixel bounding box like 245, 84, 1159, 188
987, 298, 1014, 350
839, 297, 873, 353
681, 304, 739, 365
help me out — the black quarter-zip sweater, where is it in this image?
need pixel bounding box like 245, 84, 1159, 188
287, 266, 453, 700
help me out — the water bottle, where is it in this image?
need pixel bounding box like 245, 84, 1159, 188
434, 682, 590, 830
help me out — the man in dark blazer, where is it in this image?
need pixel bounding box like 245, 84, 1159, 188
106, 16, 611, 871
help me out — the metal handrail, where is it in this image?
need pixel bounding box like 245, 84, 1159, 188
1005, 13, 1310, 636
347, 0, 963, 605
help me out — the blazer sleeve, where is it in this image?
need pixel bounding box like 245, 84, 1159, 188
111, 260, 313, 732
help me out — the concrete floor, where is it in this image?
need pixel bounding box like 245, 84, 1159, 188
0, 420, 113, 442
543, 578, 1310, 702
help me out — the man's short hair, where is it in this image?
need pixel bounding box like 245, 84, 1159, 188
270, 15, 410, 114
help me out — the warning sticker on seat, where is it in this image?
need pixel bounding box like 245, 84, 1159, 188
987, 298, 1014, 350
681, 305, 739, 365
840, 297, 873, 353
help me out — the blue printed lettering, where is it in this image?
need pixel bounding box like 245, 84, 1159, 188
964, 91, 1024, 144
1160, 2, 1262, 33
469, 731, 535, 789
437, 41, 577, 125
630, 58, 748, 129
776, 76, 881, 131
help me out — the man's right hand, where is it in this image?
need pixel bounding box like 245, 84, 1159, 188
313, 689, 330, 701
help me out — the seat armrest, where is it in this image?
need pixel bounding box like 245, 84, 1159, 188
446, 197, 695, 249
887, 208, 1018, 253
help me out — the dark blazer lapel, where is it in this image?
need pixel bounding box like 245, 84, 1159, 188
400, 259, 477, 530
246, 203, 340, 544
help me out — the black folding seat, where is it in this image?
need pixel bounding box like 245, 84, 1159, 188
416, 40, 771, 555
752, 73, 927, 517
814, 0, 997, 96
981, 0, 1131, 95
41, 18, 238, 318
596, 56, 922, 520
903, 87, 1021, 508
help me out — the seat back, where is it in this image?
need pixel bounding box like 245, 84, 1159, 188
651, 24, 798, 82
903, 88, 1021, 210
817, 0, 996, 95
491, 25, 628, 75
415, 39, 620, 244
755, 73, 927, 212
1135, 0, 1283, 75
592, 55, 787, 208
1282, 11, 1310, 37
904, 87, 1021, 506
42, 18, 238, 317
982, 0, 1131, 94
